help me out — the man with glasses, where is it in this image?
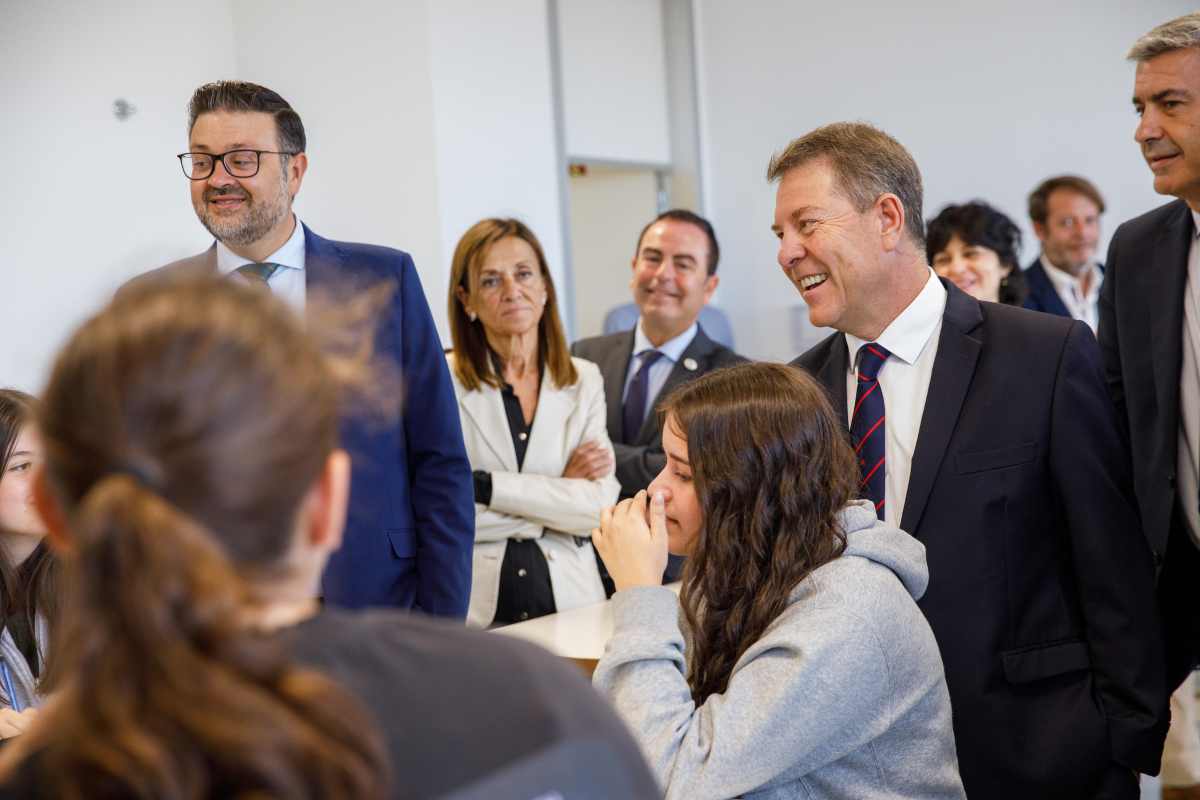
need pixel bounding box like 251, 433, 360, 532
135, 81, 473, 619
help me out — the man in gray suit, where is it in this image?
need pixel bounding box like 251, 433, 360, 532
572, 209, 744, 583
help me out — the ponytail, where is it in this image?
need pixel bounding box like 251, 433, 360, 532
24, 475, 387, 800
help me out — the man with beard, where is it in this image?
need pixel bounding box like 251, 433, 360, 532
135, 81, 472, 618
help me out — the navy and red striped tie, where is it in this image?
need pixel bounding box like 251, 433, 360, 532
851, 344, 890, 516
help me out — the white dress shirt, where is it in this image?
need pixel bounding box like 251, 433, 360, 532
1179, 212, 1200, 548
215, 214, 307, 312
622, 320, 699, 427
1039, 255, 1102, 332
844, 270, 947, 528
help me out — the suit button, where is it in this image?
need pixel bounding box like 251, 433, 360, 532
518, 611, 529, 621
517, 568, 528, 578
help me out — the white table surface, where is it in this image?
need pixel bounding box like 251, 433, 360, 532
493, 582, 682, 661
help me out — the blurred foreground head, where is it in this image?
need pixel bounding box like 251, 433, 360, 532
15, 277, 388, 799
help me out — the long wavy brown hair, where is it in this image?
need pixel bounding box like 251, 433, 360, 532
661, 363, 859, 704
11, 278, 388, 799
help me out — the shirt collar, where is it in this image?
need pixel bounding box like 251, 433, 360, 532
844, 269, 946, 371
216, 215, 307, 276
1191, 209, 1200, 239
633, 319, 698, 364
1039, 254, 1101, 294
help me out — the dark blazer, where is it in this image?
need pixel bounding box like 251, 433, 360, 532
1022, 257, 1105, 319
1100, 199, 1191, 559
1100, 198, 1199, 688
137, 224, 474, 617
572, 324, 745, 497
794, 280, 1166, 798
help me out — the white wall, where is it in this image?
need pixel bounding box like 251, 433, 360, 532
696, 0, 1196, 361
2, 0, 569, 391
230, 0, 445, 319
428, 0, 566, 322
0, 0, 237, 392
558, 0, 671, 164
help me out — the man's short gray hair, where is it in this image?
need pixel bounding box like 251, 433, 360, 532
766, 122, 926, 248
1128, 13, 1200, 62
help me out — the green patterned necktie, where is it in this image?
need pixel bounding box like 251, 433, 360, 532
235, 262, 281, 286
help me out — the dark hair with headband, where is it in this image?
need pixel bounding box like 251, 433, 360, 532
10, 279, 388, 798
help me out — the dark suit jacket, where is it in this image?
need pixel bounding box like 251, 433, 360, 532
1100, 200, 1191, 561
571, 324, 745, 497
794, 280, 1166, 798
138, 224, 473, 617
1023, 257, 1105, 319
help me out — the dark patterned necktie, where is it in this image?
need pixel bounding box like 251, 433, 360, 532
235, 262, 281, 286
850, 344, 891, 515
622, 350, 664, 443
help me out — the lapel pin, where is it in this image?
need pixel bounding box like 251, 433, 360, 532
683, 358, 698, 371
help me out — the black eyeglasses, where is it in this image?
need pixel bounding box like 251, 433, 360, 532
177, 149, 298, 180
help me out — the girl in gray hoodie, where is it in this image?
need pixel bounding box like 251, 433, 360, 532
592, 363, 965, 800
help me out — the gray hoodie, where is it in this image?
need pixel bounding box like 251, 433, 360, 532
0, 614, 46, 712
593, 500, 965, 799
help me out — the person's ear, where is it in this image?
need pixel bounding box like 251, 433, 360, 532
302, 449, 351, 554
1032, 221, 1048, 243
454, 285, 474, 319
702, 273, 719, 304
876, 193, 906, 251
31, 466, 72, 554
286, 152, 308, 198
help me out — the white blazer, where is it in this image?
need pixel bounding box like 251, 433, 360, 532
449, 354, 621, 628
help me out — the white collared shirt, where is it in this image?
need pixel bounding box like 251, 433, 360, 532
623, 320, 699, 426
1179, 211, 1200, 547
215, 214, 307, 312
1040, 255, 1102, 332
844, 270, 947, 527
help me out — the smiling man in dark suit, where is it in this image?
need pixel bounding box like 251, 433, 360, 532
777, 122, 1166, 798
572, 210, 744, 582
135, 81, 473, 617
1101, 17, 1200, 795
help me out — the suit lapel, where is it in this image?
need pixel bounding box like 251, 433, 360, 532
1027, 262, 1071, 318
812, 336, 850, 429
900, 282, 983, 536
459, 383, 520, 472
301, 224, 343, 291
1148, 202, 1192, 440
524, 376, 574, 474
599, 331, 636, 444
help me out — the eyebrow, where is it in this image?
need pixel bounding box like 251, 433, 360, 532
188, 142, 258, 153
1134, 88, 1192, 105
664, 446, 691, 468
7, 450, 31, 460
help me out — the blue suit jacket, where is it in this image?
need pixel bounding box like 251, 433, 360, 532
143, 225, 473, 618
1022, 257, 1104, 319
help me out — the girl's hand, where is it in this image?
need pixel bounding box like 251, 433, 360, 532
592, 490, 669, 591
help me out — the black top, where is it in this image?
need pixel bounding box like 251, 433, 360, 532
0, 608, 659, 800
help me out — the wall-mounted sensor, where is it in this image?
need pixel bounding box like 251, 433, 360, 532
112, 98, 137, 121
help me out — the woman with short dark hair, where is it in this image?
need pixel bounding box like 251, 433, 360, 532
927, 201, 1027, 305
